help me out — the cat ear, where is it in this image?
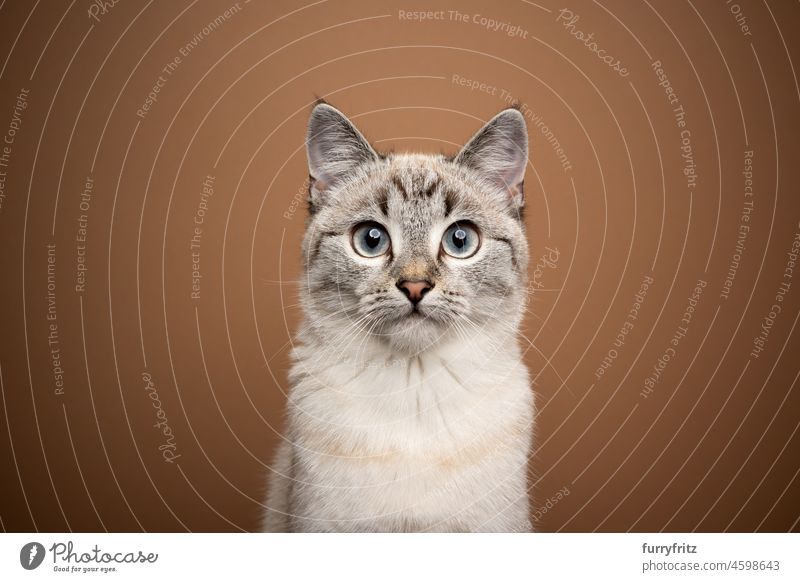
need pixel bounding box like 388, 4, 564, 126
454, 108, 528, 206
306, 102, 378, 203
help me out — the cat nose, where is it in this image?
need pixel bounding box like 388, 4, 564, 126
396, 279, 433, 305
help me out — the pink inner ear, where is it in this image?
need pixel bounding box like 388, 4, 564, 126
495, 171, 524, 201
311, 176, 328, 193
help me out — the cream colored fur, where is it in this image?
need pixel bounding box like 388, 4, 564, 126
263, 104, 533, 532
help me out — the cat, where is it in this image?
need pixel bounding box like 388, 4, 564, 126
262, 102, 533, 532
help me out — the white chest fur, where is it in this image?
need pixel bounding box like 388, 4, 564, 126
280, 334, 534, 532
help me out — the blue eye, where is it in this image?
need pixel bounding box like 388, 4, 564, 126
352, 222, 391, 257
442, 222, 480, 258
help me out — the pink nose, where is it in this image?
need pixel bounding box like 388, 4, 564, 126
397, 280, 433, 304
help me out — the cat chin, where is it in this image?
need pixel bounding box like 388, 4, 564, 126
376, 314, 456, 354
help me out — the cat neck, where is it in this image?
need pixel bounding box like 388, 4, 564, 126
294, 317, 522, 373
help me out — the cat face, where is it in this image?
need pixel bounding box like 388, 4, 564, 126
299, 103, 529, 354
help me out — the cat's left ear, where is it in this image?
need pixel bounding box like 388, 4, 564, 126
306, 102, 378, 205
455, 108, 528, 208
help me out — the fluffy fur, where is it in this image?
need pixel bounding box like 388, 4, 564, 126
263, 103, 533, 532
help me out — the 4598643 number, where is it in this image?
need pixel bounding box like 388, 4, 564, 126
730, 560, 780, 571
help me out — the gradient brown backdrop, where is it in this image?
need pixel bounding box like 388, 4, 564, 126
0, 0, 798, 532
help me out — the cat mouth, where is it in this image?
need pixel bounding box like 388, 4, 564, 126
378, 302, 445, 325
400, 305, 441, 323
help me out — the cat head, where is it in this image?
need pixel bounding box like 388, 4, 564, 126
299, 102, 529, 354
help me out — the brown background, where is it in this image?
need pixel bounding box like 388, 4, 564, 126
0, 0, 798, 532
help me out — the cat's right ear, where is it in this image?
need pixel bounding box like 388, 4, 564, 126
306, 103, 378, 206
454, 108, 528, 209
